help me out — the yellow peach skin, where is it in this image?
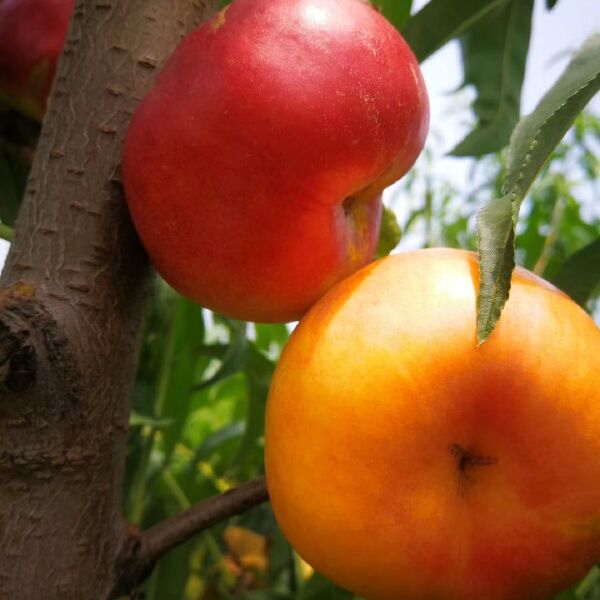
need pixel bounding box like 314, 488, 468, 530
265, 248, 600, 600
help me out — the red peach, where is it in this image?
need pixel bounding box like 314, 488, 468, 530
123, 0, 428, 322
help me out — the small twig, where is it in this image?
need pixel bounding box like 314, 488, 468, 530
143, 477, 268, 560
0, 222, 14, 242
112, 477, 269, 597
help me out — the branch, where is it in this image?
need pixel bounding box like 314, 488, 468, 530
113, 478, 269, 597
0, 1, 218, 597
144, 477, 269, 559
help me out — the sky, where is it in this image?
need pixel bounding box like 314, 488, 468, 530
1, 0, 599, 273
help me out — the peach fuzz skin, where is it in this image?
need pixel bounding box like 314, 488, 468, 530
122, 0, 428, 323
0, 0, 74, 120
265, 248, 600, 600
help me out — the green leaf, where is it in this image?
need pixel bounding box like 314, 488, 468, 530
375, 205, 402, 258
476, 196, 515, 344
476, 33, 600, 343
546, 0, 560, 9
504, 37, 600, 197
374, 0, 412, 30
158, 297, 205, 460
451, 0, 534, 156
401, 0, 509, 63
552, 238, 600, 307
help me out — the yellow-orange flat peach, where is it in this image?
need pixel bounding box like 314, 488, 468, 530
266, 248, 600, 600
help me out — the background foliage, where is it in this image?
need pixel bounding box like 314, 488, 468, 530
0, 0, 599, 598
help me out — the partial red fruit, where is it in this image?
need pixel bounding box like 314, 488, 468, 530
0, 0, 75, 120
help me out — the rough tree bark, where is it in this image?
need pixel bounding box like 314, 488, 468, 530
0, 1, 222, 597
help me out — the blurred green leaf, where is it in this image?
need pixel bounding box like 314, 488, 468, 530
451, 0, 533, 156
160, 298, 205, 460
373, 0, 412, 30
300, 572, 358, 600
375, 205, 402, 258
185, 373, 246, 456
144, 538, 199, 600
546, 0, 560, 9
234, 347, 275, 474
476, 33, 600, 343
254, 323, 289, 358
126, 294, 204, 524
197, 343, 229, 361
0, 222, 13, 241
577, 566, 600, 599
401, 0, 508, 63
194, 422, 245, 462
195, 320, 248, 391
552, 238, 600, 307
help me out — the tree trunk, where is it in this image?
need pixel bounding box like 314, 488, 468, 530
0, 1, 217, 597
